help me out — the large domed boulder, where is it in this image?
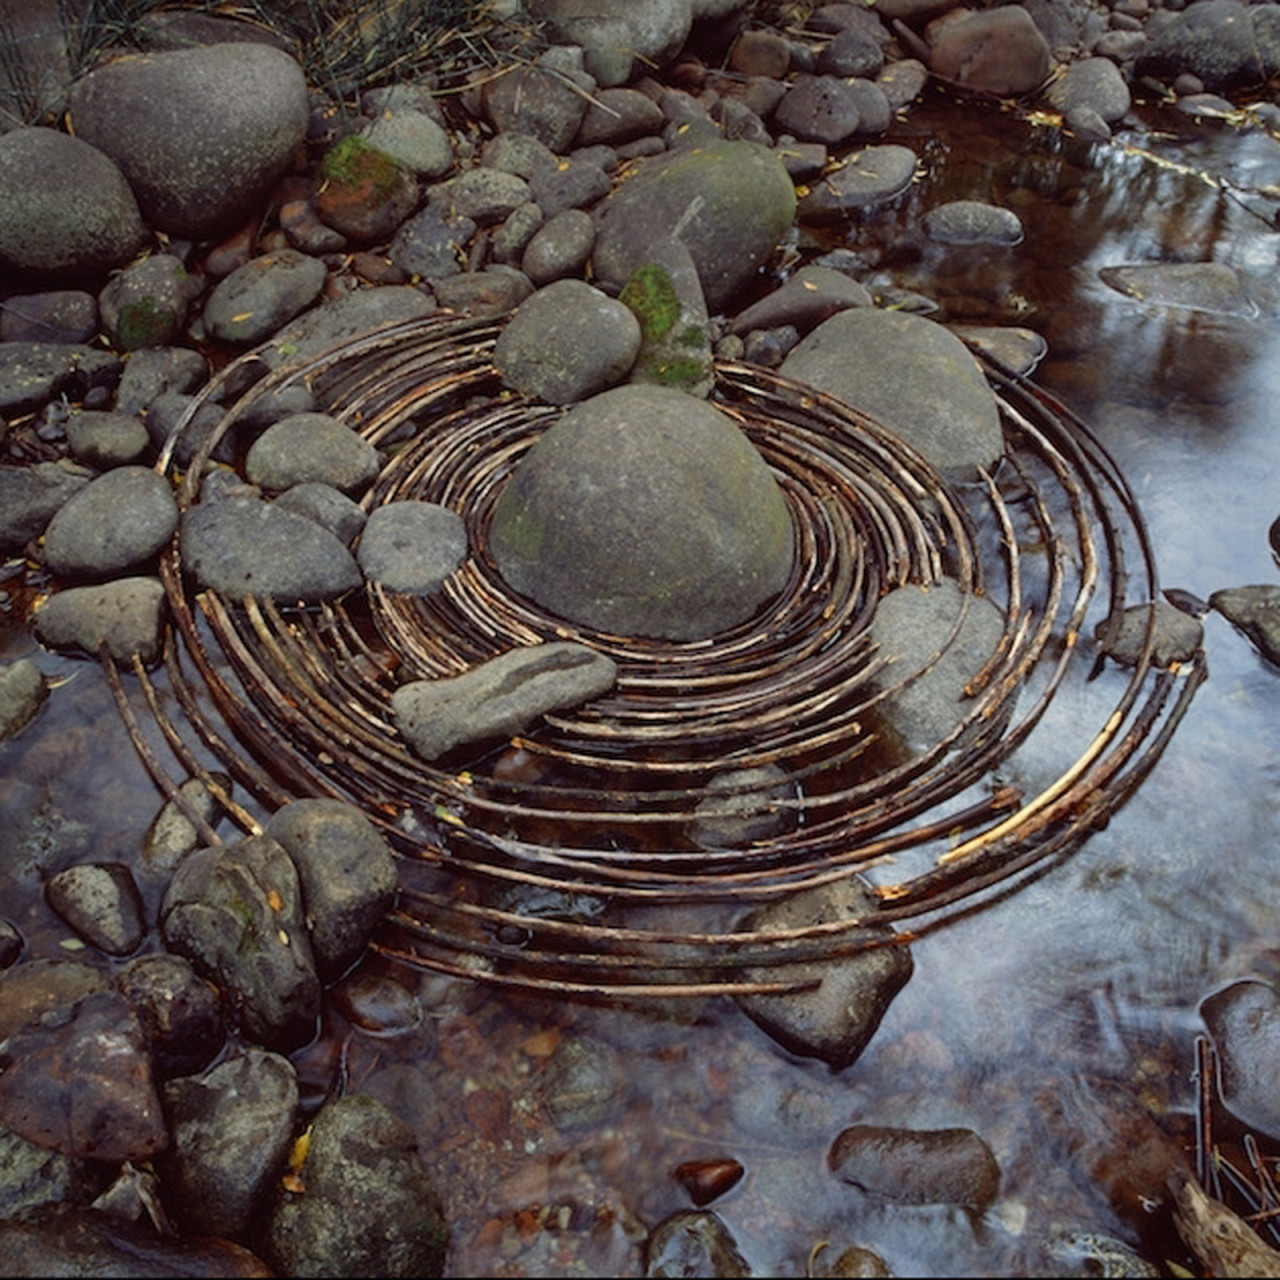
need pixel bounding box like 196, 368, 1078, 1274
592, 139, 797, 314
68, 43, 309, 240
488, 385, 795, 640
780, 308, 1004, 480
0, 128, 146, 281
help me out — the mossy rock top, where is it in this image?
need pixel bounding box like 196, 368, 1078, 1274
489, 385, 796, 640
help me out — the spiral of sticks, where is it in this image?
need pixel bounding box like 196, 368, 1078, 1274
108, 310, 1205, 998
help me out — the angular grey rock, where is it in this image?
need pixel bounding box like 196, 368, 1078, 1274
32, 576, 167, 667
141, 775, 231, 877
829, 1124, 1001, 1212
42, 465, 178, 581
160, 834, 321, 1051
0, 343, 121, 418
355, 501, 467, 596
98, 253, 203, 351
592, 139, 797, 312
1094, 600, 1204, 668
645, 1211, 751, 1278
868, 579, 1008, 752
265, 798, 399, 981
947, 324, 1047, 377
114, 952, 225, 1080
244, 412, 380, 495
430, 266, 533, 316
0, 460, 92, 554
158, 1049, 298, 1239
924, 200, 1024, 246
393, 642, 618, 762
574, 86, 666, 146
259, 286, 436, 374
481, 63, 591, 150
68, 42, 310, 239
526, 156, 612, 218
265, 1093, 449, 1279
781, 308, 1004, 479
735, 876, 914, 1069
180, 495, 363, 604
0, 128, 146, 281
495, 278, 642, 404
489, 385, 795, 638
1210, 584, 1280, 666
203, 248, 328, 345
44, 862, 145, 957
493, 201, 546, 264
0, 659, 48, 742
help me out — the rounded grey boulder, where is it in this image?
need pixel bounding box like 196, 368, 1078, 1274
489, 384, 795, 640
0, 128, 146, 280
780, 308, 1004, 479
68, 43, 309, 239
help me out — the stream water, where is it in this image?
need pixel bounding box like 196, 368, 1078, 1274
3, 84, 1280, 1277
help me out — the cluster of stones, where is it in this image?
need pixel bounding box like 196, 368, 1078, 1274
1, 0, 1279, 1273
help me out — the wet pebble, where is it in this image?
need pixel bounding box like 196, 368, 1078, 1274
0, 985, 167, 1161
114, 951, 225, 1079
644, 1210, 750, 1278
1201, 979, 1280, 1140
672, 1158, 745, 1207
332, 968, 423, 1036
541, 1033, 625, 1132
828, 1123, 1001, 1213
265, 1093, 449, 1278
158, 1049, 299, 1239
141, 774, 231, 876
0, 657, 48, 742
44, 861, 146, 956
1094, 599, 1204, 668
1209, 584, 1280, 667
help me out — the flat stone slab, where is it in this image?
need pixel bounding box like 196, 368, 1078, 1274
1098, 262, 1257, 318
392, 642, 618, 762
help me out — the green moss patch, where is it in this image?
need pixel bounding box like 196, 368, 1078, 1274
620, 263, 681, 342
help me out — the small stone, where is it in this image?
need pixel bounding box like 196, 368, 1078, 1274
355, 500, 467, 595
828, 1124, 1001, 1213
44, 862, 146, 956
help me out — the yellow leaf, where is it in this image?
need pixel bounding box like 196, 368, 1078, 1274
230, 312, 254, 323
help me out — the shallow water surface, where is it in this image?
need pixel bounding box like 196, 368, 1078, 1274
3, 90, 1280, 1277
